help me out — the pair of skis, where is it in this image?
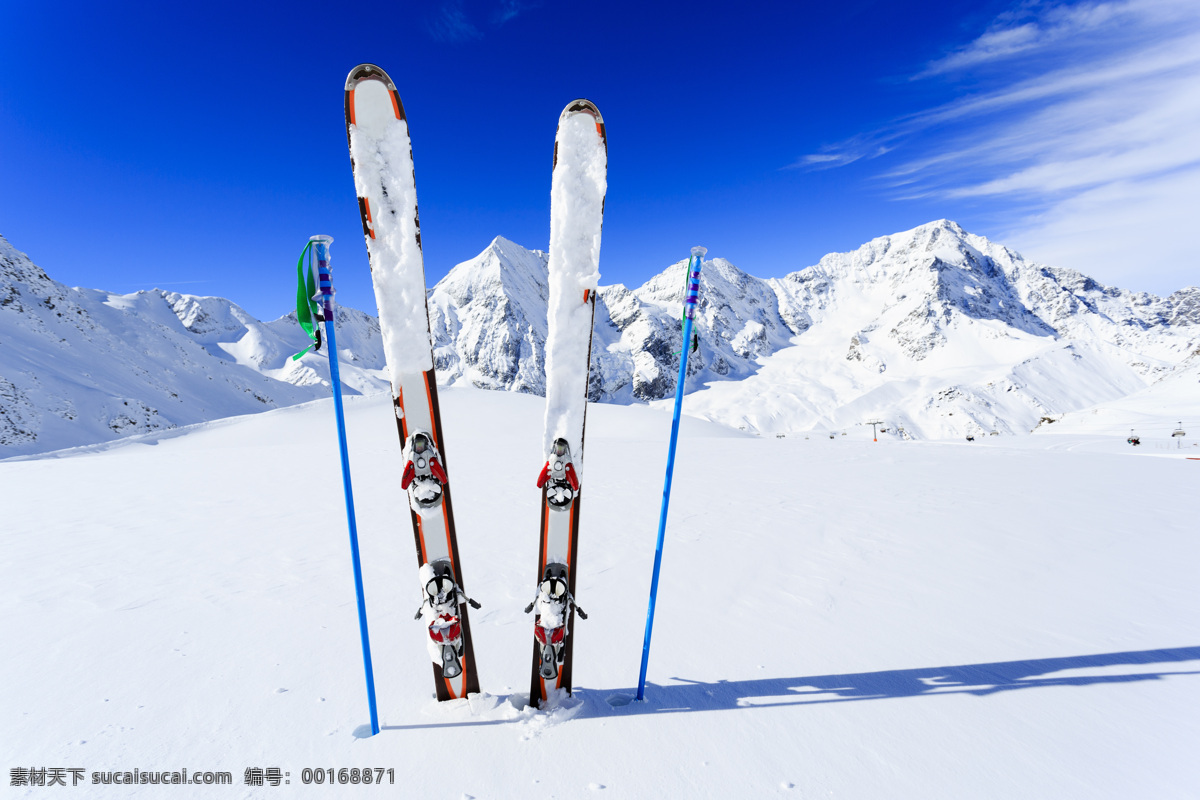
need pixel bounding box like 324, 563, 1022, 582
344, 64, 606, 708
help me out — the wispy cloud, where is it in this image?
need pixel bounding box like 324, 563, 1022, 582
425, 0, 539, 43
491, 0, 539, 26
788, 137, 892, 170
425, 0, 484, 43
914, 1, 1129, 78
794, 0, 1200, 290
1004, 164, 1200, 290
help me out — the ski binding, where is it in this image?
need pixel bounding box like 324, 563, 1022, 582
524, 562, 586, 680
536, 438, 580, 512
416, 560, 479, 679
401, 431, 448, 512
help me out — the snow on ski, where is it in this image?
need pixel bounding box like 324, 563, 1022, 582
344, 63, 480, 702
527, 99, 607, 708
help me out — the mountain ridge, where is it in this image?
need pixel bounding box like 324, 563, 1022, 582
2, 222, 1196, 456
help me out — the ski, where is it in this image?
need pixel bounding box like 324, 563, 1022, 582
526, 99, 607, 708
344, 63, 480, 702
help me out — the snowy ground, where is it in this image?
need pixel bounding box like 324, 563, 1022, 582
3, 388, 1198, 798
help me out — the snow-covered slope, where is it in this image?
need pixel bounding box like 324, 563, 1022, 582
1043, 344, 1200, 443
4, 388, 1197, 798
0, 234, 388, 456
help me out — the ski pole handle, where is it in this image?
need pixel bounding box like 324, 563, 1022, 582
684, 246, 705, 320
311, 235, 335, 316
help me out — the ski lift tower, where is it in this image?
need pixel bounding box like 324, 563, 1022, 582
867, 420, 883, 442
1173, 422, 1186, 449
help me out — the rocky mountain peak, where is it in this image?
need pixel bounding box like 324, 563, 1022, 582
436, 236, 548, 305
1, 234, 70, 315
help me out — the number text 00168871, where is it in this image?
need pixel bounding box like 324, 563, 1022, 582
300, 768, 394, 785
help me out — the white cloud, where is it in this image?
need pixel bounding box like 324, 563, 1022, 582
426, 0, 484, 43
1006, 166, 1200, 292
790, 152, 864, 169
939, 60, 1200, 197
426, 0, 539, 42
915, 1, 1131, 78
787, 135, 893, 170
916, 22, 1043, 77
492, 0, 538, 25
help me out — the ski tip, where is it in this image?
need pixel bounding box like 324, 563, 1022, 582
559, 98, 604, 127
344, 63, 407, 131
345, 63, 396, 92
555, 99, 606, 161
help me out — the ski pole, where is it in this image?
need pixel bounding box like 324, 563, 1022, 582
309, 235, 380, 736
637, 245, 705, 701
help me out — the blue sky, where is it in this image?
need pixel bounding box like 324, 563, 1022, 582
2, 0, 1196, 319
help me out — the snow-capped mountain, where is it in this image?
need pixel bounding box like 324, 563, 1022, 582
426, 223, 1196, 439
426, 236, 550, 396
0, 234, 388, 456
3, 220, 1197, 457
682, 220, 1198, 438
426, 237, 797, 403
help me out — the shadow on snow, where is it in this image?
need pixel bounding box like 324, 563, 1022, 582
601, 645, 1200, 715
377, 646, 1200, 731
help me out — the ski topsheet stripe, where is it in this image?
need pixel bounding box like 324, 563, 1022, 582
529, 99, 606, 708
345, 63, 479, 702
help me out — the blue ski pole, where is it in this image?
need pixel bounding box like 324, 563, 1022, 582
308, 235, 380, 736
637, 245, 706, 701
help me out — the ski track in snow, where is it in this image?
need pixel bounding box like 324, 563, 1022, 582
3, 387, 1199, 798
